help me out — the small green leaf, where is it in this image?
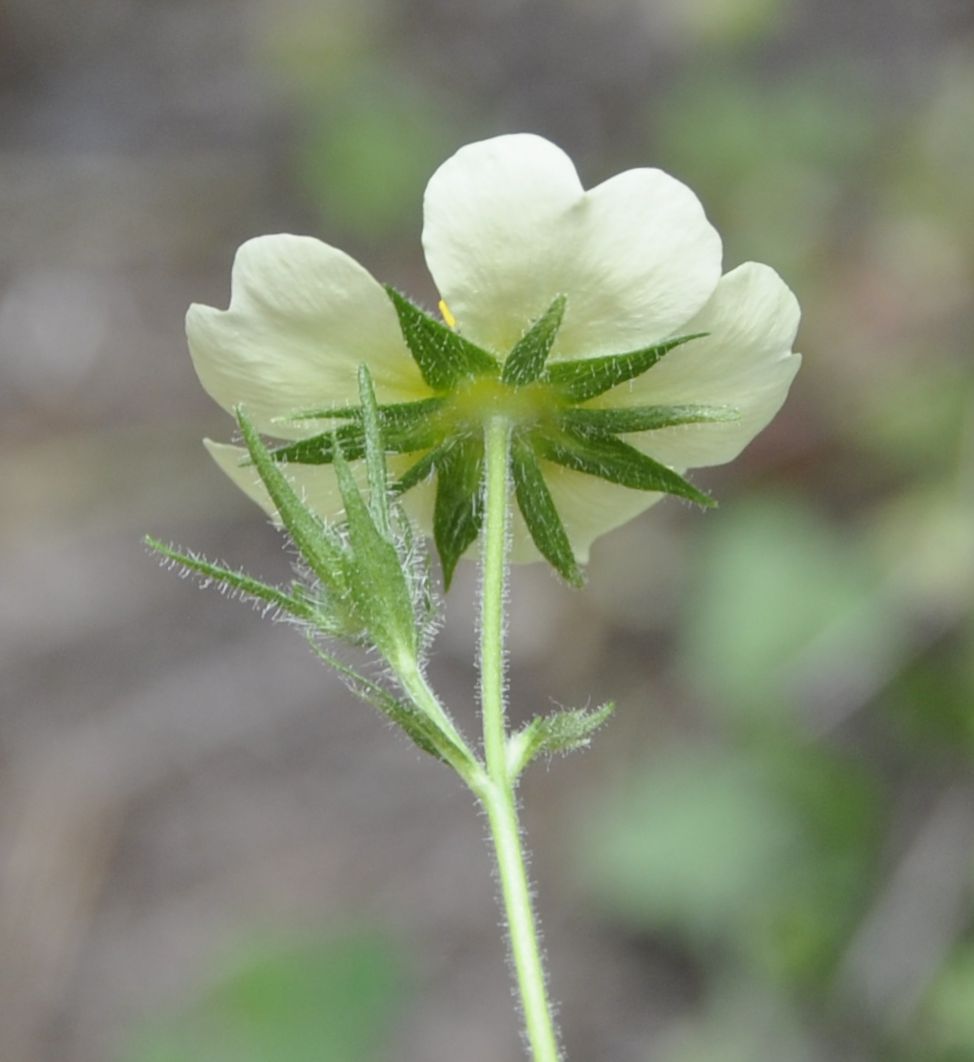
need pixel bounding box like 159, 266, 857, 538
357, 365, 390, 538
510, 434, 583, 587
236, 409, 354, 598
502, 294, 567, 386
305, 636, 447, 762
386, 287, 499, 390
544, 332, 707, 402
432, 435, 485, 589
534, 423, 715, 508
144, 536, 319, 622
331, 435, 418, 664
508, 702, 615, 778
561, 403, 740, 435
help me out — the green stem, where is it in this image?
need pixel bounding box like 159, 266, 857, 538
481, 416, 511, 779
479, 415, 562, 1062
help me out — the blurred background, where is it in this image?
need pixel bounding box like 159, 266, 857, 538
1, 0, 973, 1059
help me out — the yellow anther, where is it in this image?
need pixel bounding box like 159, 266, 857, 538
438, 299, 457, 331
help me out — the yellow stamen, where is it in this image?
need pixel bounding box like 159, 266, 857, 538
438, 299, 457, 331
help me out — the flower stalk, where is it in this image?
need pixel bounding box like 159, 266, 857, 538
478, 414, 562, 1061
480, 416, 513, 777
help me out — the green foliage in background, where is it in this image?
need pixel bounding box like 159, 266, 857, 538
915, 947, 974, 1061
577, 67, 974, 1042
124, 932, 406, 1062
584, 740, 878, 987
681, 496, 892, 727
672, 0, 796, 48
654, 70, 880, 274
579, 447, 973, 1061
298, 84, 456, 238
261, 2, 465, 240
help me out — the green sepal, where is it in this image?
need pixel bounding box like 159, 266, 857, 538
534, 423, 716, 508
281, 395, 446, 428
331, 426, 419, 665
560, 403, 739, 435
266, 422, 367, 465
510, 434, 583, 587
507, 702, 615, 779
268, 414, 439, 466
432, 435, 485, 590
144, 536, 326, 624
502, 294, 567, 387
386, 286, 500, 390
543, 332, 707, 402
236, 409, 354, 601
392, 442, 445, 496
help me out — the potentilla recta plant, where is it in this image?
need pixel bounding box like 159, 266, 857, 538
148, 133, 800, 1061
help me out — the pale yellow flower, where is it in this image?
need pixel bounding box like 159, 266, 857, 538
188, 134, 800, 568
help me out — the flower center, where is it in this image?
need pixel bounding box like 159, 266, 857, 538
443, 375, 560, 434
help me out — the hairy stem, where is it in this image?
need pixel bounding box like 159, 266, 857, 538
479, 415, 561, 1062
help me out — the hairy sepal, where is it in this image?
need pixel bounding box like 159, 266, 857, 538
510, 434, 583, 587
305, 636, 463, 765
331, 427, 419, 667
268, 416, 439, 466
278, 395, 445, 427
145, 536, 319, 621
543, 332, 707, 402
386, 286, 499, 390
560, 403, 739, 435
534, 422, 716, 508
432, 435, 485, 590
502, 294, 566, 387
236, 408, 357, 605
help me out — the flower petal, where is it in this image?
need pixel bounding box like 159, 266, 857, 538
422, 134, 722, 360
188, 235, 428, 437
604, 262, 801, 468
509, 460, 665, 565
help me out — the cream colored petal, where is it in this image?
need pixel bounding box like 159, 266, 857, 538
562, 168, 723, 359
509, 460, 666, 565
422, 134, 722, 361
603, 262, 801, 468
188, 235, 428, 438
393, 459, 436, 537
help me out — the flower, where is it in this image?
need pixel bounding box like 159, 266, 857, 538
188, 133, 800, 584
